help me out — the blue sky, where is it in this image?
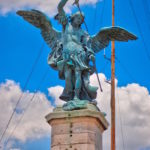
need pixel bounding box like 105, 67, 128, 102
0, 0, 150, 150
0, 0, 150, 93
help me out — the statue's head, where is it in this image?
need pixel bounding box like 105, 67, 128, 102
54, 11, 84, 27
70, 11, 84, 27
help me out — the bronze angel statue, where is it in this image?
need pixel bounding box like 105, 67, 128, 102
17, 0, 137, 110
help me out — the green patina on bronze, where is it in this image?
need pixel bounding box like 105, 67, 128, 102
17, 0, 137, 111
63, 99, 89, 111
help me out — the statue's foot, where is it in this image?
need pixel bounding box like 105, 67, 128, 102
63, 99, 89, 111
73, 96, 80, 101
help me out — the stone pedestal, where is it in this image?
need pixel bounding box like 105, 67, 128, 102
45, 104, 109, 150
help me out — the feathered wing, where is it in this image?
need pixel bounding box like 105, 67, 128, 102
90, 26, 137, 53
17, 9, 61, 50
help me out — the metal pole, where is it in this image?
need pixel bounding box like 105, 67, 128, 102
111, 0, 116, 150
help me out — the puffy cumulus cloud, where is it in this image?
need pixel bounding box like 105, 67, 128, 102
1, 73, 150, 150
48, 73, 150, 150
90, 73, 150, 150
0, 80, 53, 148
48, 86, 65, 106
0, 0, 101, 16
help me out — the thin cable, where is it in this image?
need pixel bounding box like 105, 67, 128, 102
92, 0, 105, 33
100, 0, 106, 27
92, 1, 98, 32
128, 0, 150, 61
102, 57, 110, 74
0, 42, 45, 144
142, 0, 150, 32
115, 56, 137, 82
76, 4, 89, 32
146, 0, 150, 11
4, 69, 49, 145
116, 89, 126, 150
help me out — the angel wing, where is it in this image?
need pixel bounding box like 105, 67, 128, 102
90, 26, 137, 53
17, 9, 61, 51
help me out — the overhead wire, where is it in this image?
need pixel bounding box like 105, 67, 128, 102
4, 68, 49, 146
108, 54, 137, 150
76, 4, 89, 32
115, 56, 137, 83
100, 0, 106, 27
92, 1, 98, 33
128, 0, 150, 62
116, 89, 126, 150
142, 0, 150, 32
0, 42, 45, 144
93, 1, 143, 149
146, 0, 150, 11
92, 0, 109, 69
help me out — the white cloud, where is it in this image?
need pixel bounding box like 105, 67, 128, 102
48, 86, 65, 106
0, 80, 53, 149
1, 73, 150, 150
48, 73, 150, 150
0, 0, 100, 16
90, 73, 150, 150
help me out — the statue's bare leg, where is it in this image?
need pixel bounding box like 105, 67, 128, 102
74, 70, 82, 100
64, 65, 73, 91
60, 65, 73, 101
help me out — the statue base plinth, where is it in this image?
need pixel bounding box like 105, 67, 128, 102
45, 104, 109, 150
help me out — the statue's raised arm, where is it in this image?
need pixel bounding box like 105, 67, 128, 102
57, 0, 68, 13
54, 0, 69, 27
55, 0, 79, 27
90, 26, 137, 53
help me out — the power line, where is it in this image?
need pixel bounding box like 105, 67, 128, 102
142, 0, 150, 32
128, 0, 150, 62
0, 42, 45, 144
100, 0, 106, 27
101, 57, 110, 75
4, 69, 49, 146
92, 0, 106, 33
116, 90, 126, 150
146, 0, 150, 12
115, 56, 137, 83
92, 1, 98, 32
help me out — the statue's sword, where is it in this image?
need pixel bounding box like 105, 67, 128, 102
74, 2, 103, 93
94, 62, 103, 92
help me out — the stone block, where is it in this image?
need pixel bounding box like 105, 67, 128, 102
46, 104, 109, 150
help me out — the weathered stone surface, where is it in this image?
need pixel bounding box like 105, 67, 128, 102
46, 104, 108, 130
51, 118, 103, 136
46, 104, 109, 150
52, 132, 96, 146
51, 144, 96, 150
